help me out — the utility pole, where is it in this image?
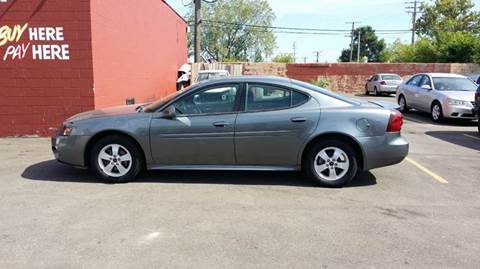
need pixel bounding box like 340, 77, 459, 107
346, 21, 360, 62
292, 42, 296, 63
357, 30, 361, 62
406, 0, 422, 45
303, 57, 307, 63
194, 0, 202, 63
313, 51, 322, 63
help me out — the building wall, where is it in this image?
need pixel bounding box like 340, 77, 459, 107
90, 0, 188, 108
0, 0, 94, 136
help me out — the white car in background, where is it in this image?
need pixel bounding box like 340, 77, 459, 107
397, 73, 477, 123
196, 70, 230, 83
365, 73, 403, 96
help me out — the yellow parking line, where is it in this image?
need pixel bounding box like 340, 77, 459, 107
463, 134, 480, 141
405, 157, 448, 184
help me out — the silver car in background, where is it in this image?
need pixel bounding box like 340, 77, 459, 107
397, 73, 477, 122
365, 73, 403, 96
52, 76, 408, 187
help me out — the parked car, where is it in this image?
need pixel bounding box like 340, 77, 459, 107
365, 73, 403, 96
475, 85, 480, 134
397, 73, 477, 123
52, 76, 408, 187
195, 70, 230, 83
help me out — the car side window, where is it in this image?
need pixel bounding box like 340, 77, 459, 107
373, 75, 379, 81
246, 84, 293, 111
407, 75, 423, 86
173, 85, 239, 115
420, 76, 432, 87
292, 91, 309, 106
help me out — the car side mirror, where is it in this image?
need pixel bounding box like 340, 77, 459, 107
421, 84, 432, 90
161, 105, 176, 119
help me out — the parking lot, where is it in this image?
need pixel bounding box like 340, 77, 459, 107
0, 94, 479, 268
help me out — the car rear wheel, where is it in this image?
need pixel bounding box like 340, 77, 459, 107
90, 135, 143, 183
304, 140, 358, 187
398, 95, 409, 113
365, 85, 369, 95
431, 102, 444, 123
374, 86, 379, 96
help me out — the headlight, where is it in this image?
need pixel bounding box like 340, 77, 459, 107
447, 99, 471, 107
59, 124, 73, 136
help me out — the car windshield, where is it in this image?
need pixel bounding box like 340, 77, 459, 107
432, 77, 477, 91
143, 86, 195, 112
382, 75, 401, 80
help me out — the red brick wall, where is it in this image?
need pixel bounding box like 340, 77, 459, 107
0, 0, 94, 136
90, 0, 188, 108
287, 63, 452, 93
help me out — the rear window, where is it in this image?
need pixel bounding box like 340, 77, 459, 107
381, 75, 401, 80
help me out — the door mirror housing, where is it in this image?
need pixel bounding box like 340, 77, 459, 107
421, 84, 432, 90
161, 105, 176, 119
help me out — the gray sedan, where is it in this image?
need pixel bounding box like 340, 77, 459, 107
52, 76, 409, 187
397, 73, 477, 122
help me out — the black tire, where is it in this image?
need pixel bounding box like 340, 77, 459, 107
304, 140, 358, 187
365, 85, 369, 96
89, 135, 143, 183
431, 101, 444, 123
374, 86, 379, 96
398, 95, 409, 113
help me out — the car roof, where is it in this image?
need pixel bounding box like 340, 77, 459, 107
422, 73, 467, 78
376, 73, 401, 76
197, 75, 292, 85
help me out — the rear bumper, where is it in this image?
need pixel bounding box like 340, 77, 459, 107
379, 85, 398, 93
51, 135, 91, 168
358, 133, 409, 170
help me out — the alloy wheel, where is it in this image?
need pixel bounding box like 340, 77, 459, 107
314, 147, 350, 181
97, 144, 133, 177
432, 104, 441, 121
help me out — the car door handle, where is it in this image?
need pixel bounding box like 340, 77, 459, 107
213, 121, 230, 127
290, 117, 307, 123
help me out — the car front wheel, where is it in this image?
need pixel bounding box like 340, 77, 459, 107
398, 95, 409, 113
304, 140, 358, 187
431, 102, 444, 123
90, 135, 143, 183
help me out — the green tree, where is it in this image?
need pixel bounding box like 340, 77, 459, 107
187, 0, 276, 62
382, 39, 439, 63
339, 26, 386, 62
271, 53, 294, 63
416, 0, 480, 38
436, 32, 480, 62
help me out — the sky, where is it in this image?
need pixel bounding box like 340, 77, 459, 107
166, 0, 480, 63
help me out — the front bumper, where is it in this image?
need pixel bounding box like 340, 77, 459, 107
442, 104, 476, 119
358, 133, 409, 170
51, 135, 91, 168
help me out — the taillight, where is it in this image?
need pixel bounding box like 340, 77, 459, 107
380, 81, 386, 85
387, 109, 403, 132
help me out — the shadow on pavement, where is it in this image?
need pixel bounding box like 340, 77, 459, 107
404, 111, 478, 127
21, 160, 377, 188
425, 131, 480, 151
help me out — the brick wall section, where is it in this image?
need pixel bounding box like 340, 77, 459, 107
0, 0, 94, 136
286, 63, 453, 93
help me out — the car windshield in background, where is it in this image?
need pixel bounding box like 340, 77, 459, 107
432, 77, 477, 91
382, 75, 401, 80
143, 86, 194, 112
197, 73, 228, 82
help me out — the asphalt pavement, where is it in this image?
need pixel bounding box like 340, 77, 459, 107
0, 93, 479, 269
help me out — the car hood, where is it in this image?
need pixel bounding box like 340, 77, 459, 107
66, 104, 141, 122
439, 91, 476, 101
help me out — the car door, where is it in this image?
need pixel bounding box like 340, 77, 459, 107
416, 75, 434, 111
367, 75, 376, 91
369, 75, 379, 91
234, 83, 320, 167
404, 75, 423, 109
149, 83, 241, 165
